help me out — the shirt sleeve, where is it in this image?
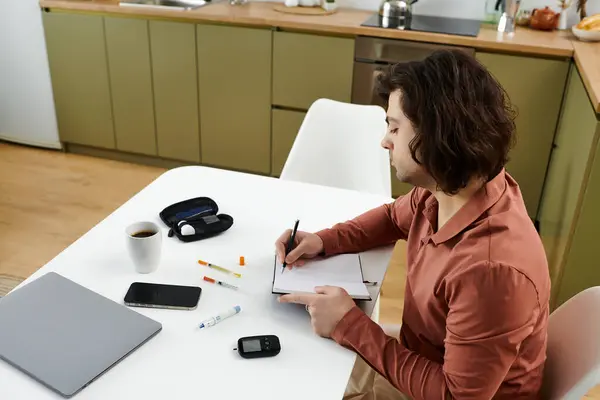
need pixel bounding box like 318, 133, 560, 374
315, 188, 419, 255
331, 261, 541, 400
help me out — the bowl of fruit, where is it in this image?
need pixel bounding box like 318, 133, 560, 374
572, 13, 600, 41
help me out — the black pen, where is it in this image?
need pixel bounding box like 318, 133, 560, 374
282, 219, 300, 273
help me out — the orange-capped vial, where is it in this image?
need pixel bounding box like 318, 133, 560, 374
239, 256, 245, 266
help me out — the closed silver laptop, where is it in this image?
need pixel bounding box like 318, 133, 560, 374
0, 272, 162, 398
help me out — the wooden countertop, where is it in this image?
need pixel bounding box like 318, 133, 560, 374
39, 0, 600, 113
573, 41, 600, 113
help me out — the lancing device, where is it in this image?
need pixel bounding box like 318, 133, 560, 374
198, 305, 242, 329
181, 215, 221, 236
168, 207, 213, 237
180, 224, 196, 236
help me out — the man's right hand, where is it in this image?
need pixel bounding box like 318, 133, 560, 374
275, 230, 324, 268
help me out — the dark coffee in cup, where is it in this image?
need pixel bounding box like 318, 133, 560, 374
126, 221, 162, 274
132, 230, 157, 238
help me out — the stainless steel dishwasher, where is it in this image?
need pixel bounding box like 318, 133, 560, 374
351, 36, 475, 107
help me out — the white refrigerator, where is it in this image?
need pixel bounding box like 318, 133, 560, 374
0, 0, 61, 149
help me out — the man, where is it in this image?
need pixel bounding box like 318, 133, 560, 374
275, 49, 550, 400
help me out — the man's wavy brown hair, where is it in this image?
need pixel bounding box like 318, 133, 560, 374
376, 49, 517, 195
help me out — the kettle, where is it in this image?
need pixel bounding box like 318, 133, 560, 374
379, 0, 418, 20
529, 6, 560, 30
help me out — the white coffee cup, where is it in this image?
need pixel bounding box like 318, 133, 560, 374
125, 221, 162, 274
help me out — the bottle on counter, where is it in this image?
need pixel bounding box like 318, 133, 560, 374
484, 0, 503, 24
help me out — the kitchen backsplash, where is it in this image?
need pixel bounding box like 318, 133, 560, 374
265, 0, 599, 25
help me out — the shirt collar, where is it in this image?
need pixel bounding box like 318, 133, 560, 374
423, 169, 507, 245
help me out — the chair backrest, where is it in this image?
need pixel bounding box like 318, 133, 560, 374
542, 286, 600, 400
280, 98, 391, 197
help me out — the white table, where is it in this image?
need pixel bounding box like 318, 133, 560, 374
0, 166, 393, 400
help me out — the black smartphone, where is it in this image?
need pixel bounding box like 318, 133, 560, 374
124, 282, 202, 310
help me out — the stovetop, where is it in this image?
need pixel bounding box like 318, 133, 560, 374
361, 13, 481, 37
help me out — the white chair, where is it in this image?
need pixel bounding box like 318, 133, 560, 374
280, 98, 391, 322
542, 286, 600, 400
280, 98, 391, 197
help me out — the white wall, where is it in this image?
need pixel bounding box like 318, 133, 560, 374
0, 0, 61, 149
337, 0, 484, 19
271, 0, 600, 24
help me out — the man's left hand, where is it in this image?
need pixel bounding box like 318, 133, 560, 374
278, 286, 356, 337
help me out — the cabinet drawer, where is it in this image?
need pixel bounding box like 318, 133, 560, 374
272, 109, 306, 177
273, 32, 354, 110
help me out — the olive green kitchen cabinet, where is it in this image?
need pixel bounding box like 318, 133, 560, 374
392, 175, 413, 198
105, 17, 156, 156
150, 21, 200, 162
476, 52, 569, 219
273, 31, 354, 110
42, 12, 114, 149
197, 24, 272, 174
538, 66, 600, 309
271, 109, 307, 176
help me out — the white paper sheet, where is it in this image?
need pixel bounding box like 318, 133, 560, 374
272, 254, 370, 299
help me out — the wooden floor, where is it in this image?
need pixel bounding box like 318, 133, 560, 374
0, 141, 598, 398
0, 142, 165, 278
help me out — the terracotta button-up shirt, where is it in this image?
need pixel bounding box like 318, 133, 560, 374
316, 170, 551, 400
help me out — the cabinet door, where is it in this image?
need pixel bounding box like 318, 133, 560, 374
197, 24, 272, 174
555, 119, 600, 307
538, 67, 599, 287
105, 17, 156, 155
272, 109, 306, 177
42, 12, 114, 149
537, 67, 600, 307
150, 21, 200, 162
476, 52, 569, 218
273, 32, 354, 110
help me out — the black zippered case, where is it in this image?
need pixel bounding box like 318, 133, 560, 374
159, 197, 233, 242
